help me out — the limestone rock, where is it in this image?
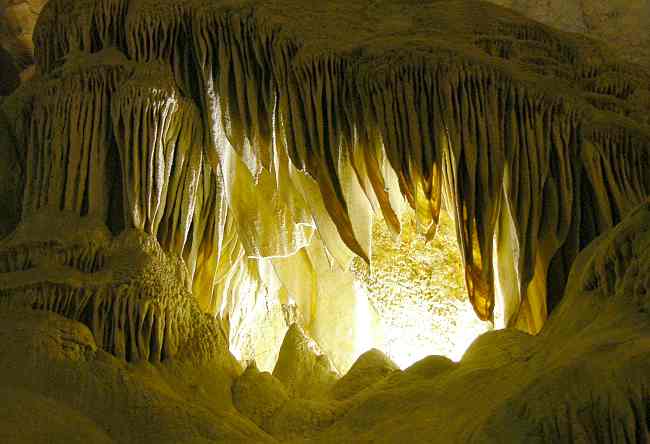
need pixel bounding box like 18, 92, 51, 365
0, 309, 273, 444
0, 1, 647, 442
0, 387, 115, 444
487, 0, 650, 67
308, 201, 650, 443
0, 210, 231, 365
232, 361, 289, 429
0, 0, 47, 69
265, 397, 343, 442
0, 47, 20, 96
1, 0, 647, 359
403, 355, 455, 379
272, 324, 338, 399
330, 349, 399, 401
0, 107, 21, 237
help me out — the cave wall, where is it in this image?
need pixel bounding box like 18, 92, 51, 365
2, 0, 649, 96
489, 0, 650, 68
0, 0, 649, 371
0, 200, 646, 443
0, 1, 647, 442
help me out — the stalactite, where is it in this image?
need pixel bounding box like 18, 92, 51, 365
23, 0, 650, 337
0, 224, 226, 363
187, 162, 229, 312
23, 64, 125, 220
111, 63, 204, 257
34, 0, 128, 74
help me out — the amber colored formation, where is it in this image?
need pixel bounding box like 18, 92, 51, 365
5, 0, 647, 333
0, 0, 648, 442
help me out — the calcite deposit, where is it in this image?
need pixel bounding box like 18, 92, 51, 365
0, 0, 648, 442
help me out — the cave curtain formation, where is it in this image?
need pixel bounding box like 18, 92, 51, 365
2, 0, 649, 341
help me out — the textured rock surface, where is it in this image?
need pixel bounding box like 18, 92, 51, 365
0, 309, 273, 443
0, 0, 47, 67
487, 0, 650, 67
0, 204, 647, 442
0, 1, 647, 442
352, 209, 491, 365
0, 210, 229, 364
1, 0, 648, 107
232, 362, 289, 430
272, 324, 338, 399
330, 348, 398, 401
0, 106, 21, 237
2, 0, 644, 353
0, 47, 20, 95
266, 201, 649, 443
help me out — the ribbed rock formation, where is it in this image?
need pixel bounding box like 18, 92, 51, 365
1, 197, 647, 442
0, 210, 228, 363
0, 1, 648, 442
1, 0, 647, 353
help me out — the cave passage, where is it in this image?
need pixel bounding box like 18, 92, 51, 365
351, 208, 493, 367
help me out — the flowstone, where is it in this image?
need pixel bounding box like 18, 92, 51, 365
0, 0, 648, 442
2, 0, 645, 347
0, 203, 647, 442
0, 210, 228, 363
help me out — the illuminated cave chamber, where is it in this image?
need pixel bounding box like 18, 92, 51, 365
0, 0, 648, 442
352, 208, 492, 367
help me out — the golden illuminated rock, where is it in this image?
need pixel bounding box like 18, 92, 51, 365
0, 0, 647, 442
352, 209, 492, 365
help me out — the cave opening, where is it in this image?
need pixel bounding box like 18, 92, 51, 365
350, 207, 495, 367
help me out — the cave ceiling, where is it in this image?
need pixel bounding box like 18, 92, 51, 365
0, 0, 648, 361
0, 1, 648, 442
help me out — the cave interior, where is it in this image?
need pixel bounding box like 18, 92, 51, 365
0, 0, 648, 442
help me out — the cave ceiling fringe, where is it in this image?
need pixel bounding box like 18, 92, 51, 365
9, 0, 650, 331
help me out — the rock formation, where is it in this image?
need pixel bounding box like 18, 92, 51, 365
0, 0, 648, 442
489, 0, 650, 68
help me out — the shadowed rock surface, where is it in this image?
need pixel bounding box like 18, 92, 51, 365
0, 0, 648, 442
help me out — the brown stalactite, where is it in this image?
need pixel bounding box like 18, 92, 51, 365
0, 2, 648, 443
3, 0, 650, 343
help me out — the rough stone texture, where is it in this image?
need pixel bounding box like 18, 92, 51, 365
0, 309, 274, 443
232, 362, 289, 430
0, 0, 47, 61
487, 0, 650, 67
0, 210, 233, 364
0, 386, 115, 444
0, 204, 647, 443
0, 106, 22, 237
312, 201, 649, 443
260, 201, 649, 443
2, 0, 649, 93
0, 47, 20, 95
352, 208, 491, 366
330, 348, 399, 401
0, 0, 648, 352
0, 1, 647, 442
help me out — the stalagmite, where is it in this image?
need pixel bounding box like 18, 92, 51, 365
0, 0, 648, 441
